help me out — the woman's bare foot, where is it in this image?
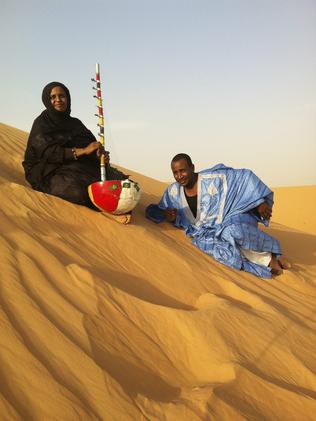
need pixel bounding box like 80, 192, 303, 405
269, 255, 283, 276
102, 212, 132, 225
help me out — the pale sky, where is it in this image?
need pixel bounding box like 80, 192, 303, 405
1, 0, 315, 186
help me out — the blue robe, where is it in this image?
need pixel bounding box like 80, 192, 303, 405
146, 164, 281, 278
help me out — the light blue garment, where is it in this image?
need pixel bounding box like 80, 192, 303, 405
146, 164, 281, 278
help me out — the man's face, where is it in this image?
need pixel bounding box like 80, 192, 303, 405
50, 86, 68, 112
171, 159, 195, 187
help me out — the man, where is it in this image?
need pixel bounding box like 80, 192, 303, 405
146, 154, 289, 278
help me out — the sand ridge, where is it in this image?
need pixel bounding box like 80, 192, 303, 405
0, 122, 316, 420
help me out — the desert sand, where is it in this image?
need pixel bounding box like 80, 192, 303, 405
0, 122, 315, 420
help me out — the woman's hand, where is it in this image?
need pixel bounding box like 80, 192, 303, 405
75, 142, 110, 164
84, 141, 101, 156
96, 144, 110, 164
73, 142, 100, 158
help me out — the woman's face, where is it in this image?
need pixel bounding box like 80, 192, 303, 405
50, 86, 68, 112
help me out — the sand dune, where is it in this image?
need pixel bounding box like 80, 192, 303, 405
0, 122, 316, 420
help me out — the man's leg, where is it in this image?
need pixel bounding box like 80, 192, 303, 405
240, 249, 283, 275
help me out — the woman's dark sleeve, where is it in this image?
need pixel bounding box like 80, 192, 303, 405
23, 130, 72, 190
31, 133, 70, 164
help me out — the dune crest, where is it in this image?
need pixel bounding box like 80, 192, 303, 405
0, 122, 316, 420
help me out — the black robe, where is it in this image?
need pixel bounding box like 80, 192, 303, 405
23, 82, 127, 209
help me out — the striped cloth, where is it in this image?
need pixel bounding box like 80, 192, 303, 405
146, 164, 281, 278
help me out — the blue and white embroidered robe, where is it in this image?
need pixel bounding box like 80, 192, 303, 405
146, 164, 281, 278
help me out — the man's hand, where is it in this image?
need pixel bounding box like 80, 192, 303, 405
256, 202, 272, 220
164, 208, 178, 222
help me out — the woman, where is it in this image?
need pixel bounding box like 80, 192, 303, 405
23, 81, 127, 210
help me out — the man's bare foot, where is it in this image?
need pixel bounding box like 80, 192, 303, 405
278, 256, 291, 270
269, 255, 283, 276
